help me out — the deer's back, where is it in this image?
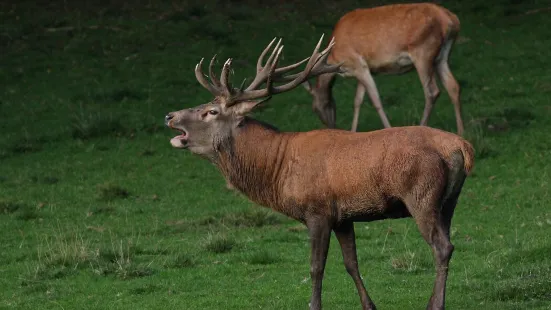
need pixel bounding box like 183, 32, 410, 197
328, 3, 460, 74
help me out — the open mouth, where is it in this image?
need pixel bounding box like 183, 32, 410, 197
170, 128, 189, 149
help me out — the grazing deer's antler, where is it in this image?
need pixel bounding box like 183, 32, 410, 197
194, 35, 342, 107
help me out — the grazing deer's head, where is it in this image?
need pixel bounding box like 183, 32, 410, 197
165, 35, 342, 159
302, 75, 338, 129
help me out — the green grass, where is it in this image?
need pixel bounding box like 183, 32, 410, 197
1, 0, 551, 309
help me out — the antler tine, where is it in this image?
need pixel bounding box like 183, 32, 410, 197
266, 45, 285, 88
208, 55, 221, 87
271, 34, 324, 86
271, 56, 310, 78
245, 38, 283, 91
256, 37, 278, 72
261, 45, 284, 101
271, 35, 331, 82
239, 78, 247, 92
262, 36, 327, 83
312, 37, 336, 67
307, 38, 345, 76
305, 34, 326, 72
268, 34, 341, 94
220, 58, 233, 97
195, 58, 222, 96
263, 38, 283, 73
224, 44, 285, 106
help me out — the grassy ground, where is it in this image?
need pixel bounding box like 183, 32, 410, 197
1, 0, 551, 309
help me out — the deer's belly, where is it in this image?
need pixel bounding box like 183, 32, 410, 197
338, 196, 412, 222
369, 53, 414, 75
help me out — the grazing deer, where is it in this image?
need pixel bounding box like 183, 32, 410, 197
165, 35, 474, 310
302, 3, 465, 136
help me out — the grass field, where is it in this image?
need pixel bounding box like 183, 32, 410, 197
1, 0, 551, 309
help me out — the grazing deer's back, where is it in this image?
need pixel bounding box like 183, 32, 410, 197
327, 3, 460, 72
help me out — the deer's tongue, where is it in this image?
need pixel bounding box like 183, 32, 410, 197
170, 132, 188, 148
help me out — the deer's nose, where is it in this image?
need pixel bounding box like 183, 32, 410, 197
165, 113, 174, 125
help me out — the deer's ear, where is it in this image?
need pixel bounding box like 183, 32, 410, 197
232, 98, 270, 116
232, 101, 259, 116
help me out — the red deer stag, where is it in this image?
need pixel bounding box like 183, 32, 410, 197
303, 3, 465, 135
165, 35, 474, 310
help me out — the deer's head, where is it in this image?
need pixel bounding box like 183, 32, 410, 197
165, 35, 342, 159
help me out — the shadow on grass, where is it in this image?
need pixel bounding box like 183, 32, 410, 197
2, 135, 64, 159
471, 107, 536, 136
72, 87, 146, 104
0, 200, 22, 214
130, 283, 164, 295
96, 183, 130, 201
200, 209, 283, 228
71, 113, 129, 140
247, 250, 281, 265
463, 106, 536, 160
168, 253, 196, 268
88, 205, 117, 216
30, 175, 59, 185
9, 137, 47, 155
1, 200, 41, 221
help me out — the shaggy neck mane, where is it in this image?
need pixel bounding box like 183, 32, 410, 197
215, 117, 290, 208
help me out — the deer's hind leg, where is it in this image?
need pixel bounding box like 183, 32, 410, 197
409, 199, 454, 310
403, 157, 455, 310
435, 36, 464, 136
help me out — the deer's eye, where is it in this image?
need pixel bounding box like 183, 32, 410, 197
208, 110, 218, 115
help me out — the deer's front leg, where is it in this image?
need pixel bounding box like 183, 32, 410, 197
307, 217, 332, 310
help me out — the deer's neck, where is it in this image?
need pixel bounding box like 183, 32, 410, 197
216, 118, 292, 209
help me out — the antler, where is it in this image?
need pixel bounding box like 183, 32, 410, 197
194, 34, 342, 107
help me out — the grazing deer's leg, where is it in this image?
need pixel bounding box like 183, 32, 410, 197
351, 82, 366, 132
356, 70, 392, 129
415, 62, 440, 127
436, 61, 464, 136
334, 221, 376, 310
307, 217, 332, 310
407, 194, 454, 310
